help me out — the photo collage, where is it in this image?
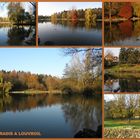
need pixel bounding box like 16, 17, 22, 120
0, 1, 140, 139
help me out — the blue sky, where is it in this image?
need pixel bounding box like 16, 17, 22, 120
0, 48, 71, 77
38, 2, 102, 16
0, 2, 34, 17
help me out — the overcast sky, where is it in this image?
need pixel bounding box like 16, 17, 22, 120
38, 2, 102, 16
104, 48, 120, 57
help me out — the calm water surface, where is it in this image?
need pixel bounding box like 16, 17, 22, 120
0, 94, 102, 138
105, 20, 140, 46
104, 73, 140, 92
38, 21, 102, 46
0, 25, 36, 46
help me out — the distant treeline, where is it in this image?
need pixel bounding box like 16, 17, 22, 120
38, 8, 102, 22
0, 49, 102, 95
0, 17, 9, 22
119, 48, 140, 64
0, 70, 61, 93
105, 2, 140, 19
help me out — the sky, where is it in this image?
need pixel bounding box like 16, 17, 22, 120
104, 48, 120, 57
0, 2, 34, 17
0, 48, 71, 77
38, 2, 102, 16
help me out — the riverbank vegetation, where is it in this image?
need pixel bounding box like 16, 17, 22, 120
0, 2, 36, 46
104, 2, 140, 22
0, 48, 102, 96
39, 7, 102, 22
0, 2, 36, 25
105, 48, 140, 71
104, 94, 140, 138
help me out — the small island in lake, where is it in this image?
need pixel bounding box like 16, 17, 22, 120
38, 2, 102, 46
0, 2, 36, 46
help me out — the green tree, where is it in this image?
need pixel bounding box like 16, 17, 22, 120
119, 48, 127, 64
8, 2, 24, 24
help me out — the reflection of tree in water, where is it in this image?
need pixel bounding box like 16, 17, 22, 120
119, 78, 140, 92
105, 73, 140, 92
133, 20, 140, 37
0, 94, 12, 112
105, 20, 140, 44
0, 95, 102, 131
61, 95, 102, 133
85, 20, 96, 31
7, 26, 35, 45
51, 20, 100, 31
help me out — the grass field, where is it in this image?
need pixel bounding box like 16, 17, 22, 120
105, 119, 140, 129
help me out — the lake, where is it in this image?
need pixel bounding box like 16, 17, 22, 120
38, 21, 102, 46
104, 20, 140, 46
104, 73, 140, 92
0, 25, 36, 46
0, 94, 102, 138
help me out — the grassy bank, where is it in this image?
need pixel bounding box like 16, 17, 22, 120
105, 119, 140, 128
105, 64, 140, 73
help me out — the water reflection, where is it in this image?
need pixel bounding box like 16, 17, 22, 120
0, 94, 102, 138
38, 21, 102, 46
0, 25, 36, 46
104, 73, 140, 92
105, 20, 140, 46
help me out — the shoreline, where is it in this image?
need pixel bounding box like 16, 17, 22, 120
104, 17, 140, 22
105, 64, 140, 73
9, 90, 62, 95
38, 18, 102, 22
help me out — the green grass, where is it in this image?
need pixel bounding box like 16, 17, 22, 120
105, 120, 140, 129
106, 64, 140, 74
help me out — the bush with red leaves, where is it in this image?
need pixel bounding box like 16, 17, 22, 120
118, 3, 132, 19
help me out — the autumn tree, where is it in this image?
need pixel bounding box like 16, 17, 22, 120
105, 94, 140, 122
85, 8, 97, 23
7, 2, 35, 24
71, 9, 78, 21
126, 95, 139, 123
0, 75, 12, 94
132, 3, 140, 17
62, 11, 67, 20
8, 2, 24, 24
51, 13, 57, 22
62, 48, 102, 94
